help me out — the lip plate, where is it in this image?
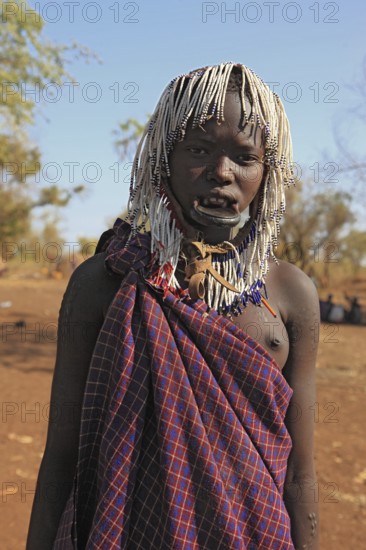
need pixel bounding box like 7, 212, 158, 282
191, 202, 241, 227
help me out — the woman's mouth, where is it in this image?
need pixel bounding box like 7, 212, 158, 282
191, 197, 241, 226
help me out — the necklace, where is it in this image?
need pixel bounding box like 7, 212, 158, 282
183, 241, 277, 318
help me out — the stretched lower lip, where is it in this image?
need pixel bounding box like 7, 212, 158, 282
191, 200, 241, 226
195, 204, 237, 218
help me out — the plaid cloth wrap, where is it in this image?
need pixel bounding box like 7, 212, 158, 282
53, 219, 294, 550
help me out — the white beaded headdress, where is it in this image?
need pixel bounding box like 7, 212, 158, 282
127, 62, 294, 314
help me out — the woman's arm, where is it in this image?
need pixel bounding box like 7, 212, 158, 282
279, 262, 320, 550
26, 254, 121, 550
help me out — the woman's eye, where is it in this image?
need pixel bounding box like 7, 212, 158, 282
187, 147, 207, 155
237, 155, 258, 163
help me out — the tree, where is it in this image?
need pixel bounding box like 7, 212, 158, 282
0, 0, 90, 252
114, 118, 147, 161
340, 230, 366, 274
278, 180, 355, 284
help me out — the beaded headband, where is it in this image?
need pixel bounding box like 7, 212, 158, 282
127, 62, 294, 314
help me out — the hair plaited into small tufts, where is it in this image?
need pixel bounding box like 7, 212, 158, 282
126, 62, 294, 314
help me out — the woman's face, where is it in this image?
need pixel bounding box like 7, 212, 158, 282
167, 92, 266, 244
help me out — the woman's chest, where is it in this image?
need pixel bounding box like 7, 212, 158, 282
228, 295, 289, 370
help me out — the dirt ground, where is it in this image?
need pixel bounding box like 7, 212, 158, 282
1, 276, 365, 550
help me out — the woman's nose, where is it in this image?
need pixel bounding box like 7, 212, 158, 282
206, 155, 235, 185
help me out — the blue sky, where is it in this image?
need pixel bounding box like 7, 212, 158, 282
27, 0, 365, 241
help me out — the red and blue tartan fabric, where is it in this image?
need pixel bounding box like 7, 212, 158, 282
53, 219, 295, 550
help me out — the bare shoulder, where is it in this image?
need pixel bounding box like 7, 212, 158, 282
61, 252, 122, 322
45, 253, 122, 452
268, 259, 320, 325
